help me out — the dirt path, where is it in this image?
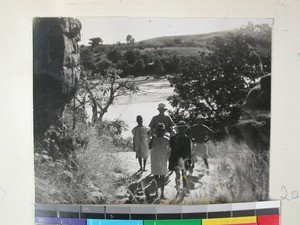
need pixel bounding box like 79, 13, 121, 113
112, 151, 216, 205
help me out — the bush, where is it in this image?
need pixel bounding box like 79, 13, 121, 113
35, 119, 133, 204
188, 139, 269, 204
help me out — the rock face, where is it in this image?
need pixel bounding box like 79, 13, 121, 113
238, 74, 271, 154
33, 17, 81, 141
241, 74, 271, 120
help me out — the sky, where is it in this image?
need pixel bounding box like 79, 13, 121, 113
78, 17, 273, 45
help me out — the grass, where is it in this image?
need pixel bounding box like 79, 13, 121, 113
35, 120, 269, 204
139, 30, 231, 47
181, 138, 269, 204
140, 47, 211, 57
34, 120, 131, 204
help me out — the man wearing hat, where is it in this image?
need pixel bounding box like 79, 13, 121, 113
187, 114, 214, 173
169, 121, 192, 192
149, 103, 175, 136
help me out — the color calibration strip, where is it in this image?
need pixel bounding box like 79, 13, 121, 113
35, 201, 280, 225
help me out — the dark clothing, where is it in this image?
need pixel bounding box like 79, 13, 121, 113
186, 124, 214, 144
169, 133, 191, 171
149, 114, 175, 133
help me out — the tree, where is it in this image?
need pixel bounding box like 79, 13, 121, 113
116, 60, 131, 77
78, 68, 139, 123
132, 59, 145, 76
107, 47, 123, 63
125, 49, 140, 64
94, 59, 114, 74
126, 34, 135, 44
168, 24, 271, 131
163, 55, 181, 74
80, 46, 94, 70
153, 58, 165, 75
88, 37, 103, 47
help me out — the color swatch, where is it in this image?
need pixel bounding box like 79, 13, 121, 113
35, 200, 280, 224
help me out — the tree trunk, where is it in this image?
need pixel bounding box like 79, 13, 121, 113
92, 102, 98, 124
72, 96, 76, 130
98, 97, 114, 121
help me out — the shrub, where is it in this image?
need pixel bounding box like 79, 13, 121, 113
187, 139, 269, 204
35, 119, 132, 204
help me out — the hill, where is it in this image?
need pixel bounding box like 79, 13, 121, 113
80, 24, 271, 77
138, 30, 233, 48
135, 30, 235, 57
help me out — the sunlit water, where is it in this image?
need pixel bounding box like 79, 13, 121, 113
87, 77, 175, 138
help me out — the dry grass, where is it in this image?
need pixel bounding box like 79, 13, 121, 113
35, 122, 269, 204
181, 138, 269, 204
35, 121, 129, 204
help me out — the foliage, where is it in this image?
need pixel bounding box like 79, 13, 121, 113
95, 119, 133, 149
77, 68, 139, 123
80, 35, 205, 78
126, 34, 135, 44
125, 49, 140, 64
185, 139, 269, 204
132, 59, 145, 75
89, 37, 103, 47
35, 116, 132, 204
107, 47, 123, 63
167, 23, 271, 131
94, 59, 114, 74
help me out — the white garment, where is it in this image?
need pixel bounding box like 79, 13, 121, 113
150, 136, 170, 175
132, 125, 150, 159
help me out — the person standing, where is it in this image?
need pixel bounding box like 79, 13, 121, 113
169, 121, 192, 192
148, 123, 170, 200
187, 114, 214, 174
149, 103, 175, 136
132, 115, 150, 172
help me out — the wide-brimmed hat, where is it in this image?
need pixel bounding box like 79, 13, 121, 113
197, 114, 205, 120
136, 115, 143, 122
157, 103, 167, 111
177, 121, 188, 128
156, 123, 166, 130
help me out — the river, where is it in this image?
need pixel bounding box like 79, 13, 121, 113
87, 76, 175, 138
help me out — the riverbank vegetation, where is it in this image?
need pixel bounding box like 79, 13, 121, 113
35, 22, 271, 203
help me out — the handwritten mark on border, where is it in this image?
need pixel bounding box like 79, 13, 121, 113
281, 185, 299, 201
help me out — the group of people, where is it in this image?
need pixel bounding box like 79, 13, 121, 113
131, 103, 214, 200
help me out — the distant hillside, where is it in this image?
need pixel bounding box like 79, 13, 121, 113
80, 24, 271, 77
139, 46, 208, 57
136, 30, 236, 57
138, 30, 233, 47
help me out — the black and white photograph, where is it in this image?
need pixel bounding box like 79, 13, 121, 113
33, 17, 272, 205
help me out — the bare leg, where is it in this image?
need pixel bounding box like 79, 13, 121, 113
154, 175, 159, 197
203, 158, 209, 174
143, 159, 147, 171
182, 169, 190, 194
203, 158, 209, 169
160, 175, 166, 199
175, 170, 181, 190
138, 157, 143, 171
182, 169, 187, 188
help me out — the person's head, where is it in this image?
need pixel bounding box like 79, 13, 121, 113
177, 121, 188, 135
196, 114, 205, 125
136, 115, 143, 126
156, 123, 166, 137
157, 103, 167, 115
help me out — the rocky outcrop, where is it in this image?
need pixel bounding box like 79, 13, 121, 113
33, 17, 81, 141
241, 74, 271, 121
238, 74, 271, 154
236, 74, 271, 201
